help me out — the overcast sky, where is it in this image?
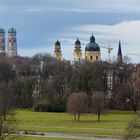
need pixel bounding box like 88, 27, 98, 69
0, 0, 140, 63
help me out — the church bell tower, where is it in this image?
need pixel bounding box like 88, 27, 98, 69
73, 38, 82, 61
54, 40, 62, 61
7, 28, 18, 57
0, 28, 5, 55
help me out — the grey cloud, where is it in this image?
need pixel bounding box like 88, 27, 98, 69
0, 0, 140, 13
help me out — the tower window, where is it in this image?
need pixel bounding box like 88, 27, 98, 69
96, 56, 98, 60
90, 55, 93, 60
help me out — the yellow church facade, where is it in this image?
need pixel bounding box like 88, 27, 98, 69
53, 35, 101, 62
85, 51, 101, 61
85, 35, 101, 61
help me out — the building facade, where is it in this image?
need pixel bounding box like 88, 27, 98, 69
53, 35, 101, 62
106, 41, 123, 99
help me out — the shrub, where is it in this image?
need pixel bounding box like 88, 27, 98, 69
32, 100, 48, 112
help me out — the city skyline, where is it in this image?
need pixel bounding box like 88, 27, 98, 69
0, 0, 140, 63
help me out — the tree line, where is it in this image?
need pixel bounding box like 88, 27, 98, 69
0, 54, 139, 121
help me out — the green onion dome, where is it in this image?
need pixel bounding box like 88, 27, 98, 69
8, 28, 16, 34
75, 38, 81, 45
0, 28, 5, 34
85, 35, 100, 52
55, 40, 61, 46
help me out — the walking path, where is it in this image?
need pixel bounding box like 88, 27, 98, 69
16, 131, 122, 140
19, 125, 124, 132
16, 125, 126, 139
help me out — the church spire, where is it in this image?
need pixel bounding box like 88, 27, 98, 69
117, 40, 123, 63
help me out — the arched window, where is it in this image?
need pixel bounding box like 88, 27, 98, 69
90, 55, 93, 60
96, 56, 98, 60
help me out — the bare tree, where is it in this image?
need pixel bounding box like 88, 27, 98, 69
128, 64, 140, 113
124, 112, 140, 140
0, 82, 16, 140
0, 115, 16, 140
91, 92, 105, 121
67, 92, 88, 121
134, 64, 140, 109
0, 83, 14, 120
124, 76, 140, 140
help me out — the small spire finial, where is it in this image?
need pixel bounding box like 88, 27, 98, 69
90, 33, 95, 43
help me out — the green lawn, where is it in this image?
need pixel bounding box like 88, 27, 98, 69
21, 136, 90, 140
15, 110, 136, 136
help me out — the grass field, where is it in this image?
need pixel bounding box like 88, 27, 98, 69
15, 109, 136, 137
21, 136, 90, 140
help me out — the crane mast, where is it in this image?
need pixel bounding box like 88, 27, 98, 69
100, 45, 113, 63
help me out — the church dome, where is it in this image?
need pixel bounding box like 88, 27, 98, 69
0, 28, 5, 34
55, 40, 61, 46
8, 28, 16, 34
75, 38, 81, 45
85, 35, 100, 52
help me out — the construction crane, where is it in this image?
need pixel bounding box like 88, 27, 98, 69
100, 45, 113, 63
